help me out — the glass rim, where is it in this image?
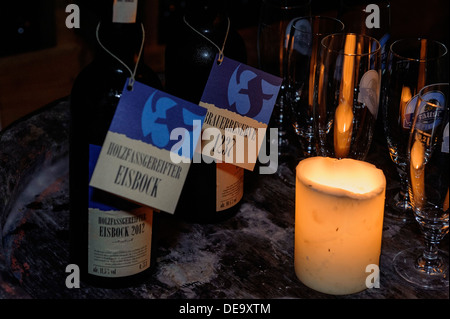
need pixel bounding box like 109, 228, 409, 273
290, 16, 345, 36
390, 38, 448, 62
320, 33, 381, 57
418, 82, 449, 108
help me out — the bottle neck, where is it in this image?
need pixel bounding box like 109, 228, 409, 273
184, 0, 228, 33
95, 0, 144, 68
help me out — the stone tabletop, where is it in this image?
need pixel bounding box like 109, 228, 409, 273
0, 99, 448, 301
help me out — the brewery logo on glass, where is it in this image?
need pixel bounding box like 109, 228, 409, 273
90, 79, 207, 213
415, 90, 446, 131
286, 19, 312, 56
402, 90, 445, 130
200, 54, 282, 170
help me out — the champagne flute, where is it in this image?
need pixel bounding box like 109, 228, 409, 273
382, 38, 448, 221
257, 0, 312, 77
338, 0, 391, 68
285, 16, 345, 158
257, 0, 311, 162
338, 0, 391, 144
393, 83, 449, 289
314, 33, 382, 160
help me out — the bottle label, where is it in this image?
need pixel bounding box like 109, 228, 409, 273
113, 0, 138, 23
199, 55, 283, 171
88, 207, 153, 277
88, 144, 153, 278
89, 79, 207, 214
216, 163, 244, 211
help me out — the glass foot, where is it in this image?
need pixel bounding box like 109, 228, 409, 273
385, 189, 413, 222
393, 247, 449, 290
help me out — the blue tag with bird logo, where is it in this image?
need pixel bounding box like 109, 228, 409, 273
90, 79, 207, 214
199, 55, 282, 171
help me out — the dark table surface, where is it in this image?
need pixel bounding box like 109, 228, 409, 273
0, 99, 448, 301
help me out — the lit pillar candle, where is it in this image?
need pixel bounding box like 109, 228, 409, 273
295, 157, 386, 295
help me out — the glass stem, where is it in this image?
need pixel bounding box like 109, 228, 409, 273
397, 166, 410, 202
417, 233, 443, 275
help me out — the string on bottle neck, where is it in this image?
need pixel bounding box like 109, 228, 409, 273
95, 22, 145, 90
183, 15, 230, 64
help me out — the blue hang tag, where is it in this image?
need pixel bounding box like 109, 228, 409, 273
199, 54, 282, 171
90, 79, 207, 214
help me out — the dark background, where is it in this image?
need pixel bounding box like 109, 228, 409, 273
0, 0, 448, 129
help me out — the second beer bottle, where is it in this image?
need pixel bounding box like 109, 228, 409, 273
165, 0, 248, 223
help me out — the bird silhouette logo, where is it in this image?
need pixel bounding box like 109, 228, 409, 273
141, 90, 206, 156
141, 91, 176, 148
227, 64, 280, 123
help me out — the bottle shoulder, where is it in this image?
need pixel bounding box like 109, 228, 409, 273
165, 17, 247, 64
72, 58, 161, 94
70, 58, 161, 145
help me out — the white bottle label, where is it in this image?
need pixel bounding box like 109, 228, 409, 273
88, 144, 152, 278
216, 163, 244, 212
88, 207, 152, 277
113, 0, 138, 23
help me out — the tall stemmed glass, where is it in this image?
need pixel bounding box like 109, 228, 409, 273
338, 0, 391, 66
394, 83, 449, 289
257, 0, 311, 162
338, 0, 391, 144
382, 38, 448, 221
285, 16, 345, 158
314, 33, 382, 160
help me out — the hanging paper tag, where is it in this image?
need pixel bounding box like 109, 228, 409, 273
199, 55, 282, 171
90, 79, 207, 214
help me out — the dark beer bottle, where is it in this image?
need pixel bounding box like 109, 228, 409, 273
165, 0, 247, 223
69, 0, 162, 287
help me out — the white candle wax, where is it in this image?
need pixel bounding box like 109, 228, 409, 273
295, 157, 386, 295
